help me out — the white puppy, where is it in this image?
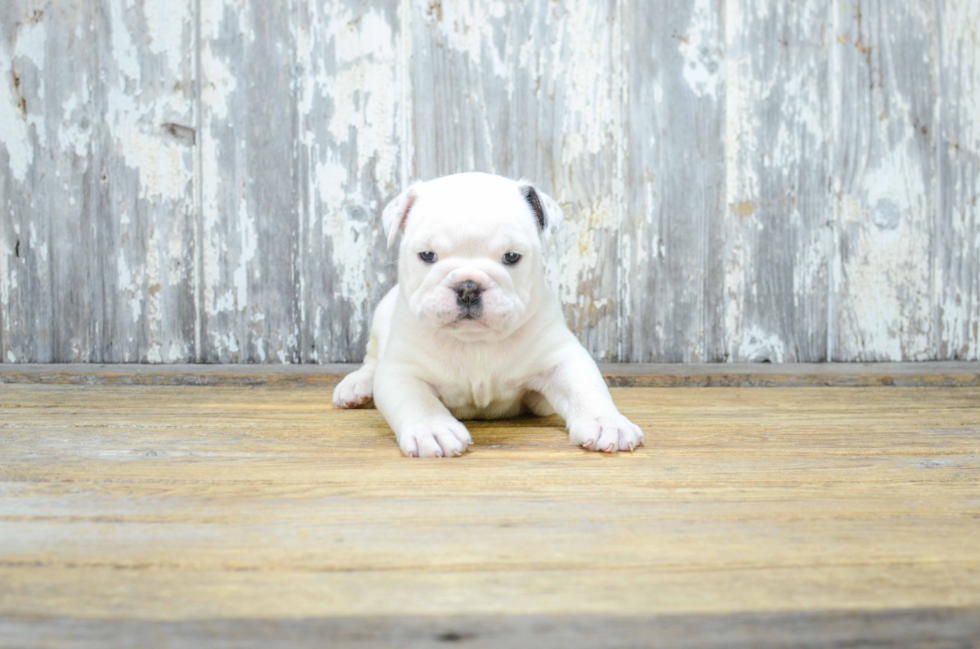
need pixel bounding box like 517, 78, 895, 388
333, 172, 644, 458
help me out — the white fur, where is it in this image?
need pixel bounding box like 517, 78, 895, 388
333, 172, 644, 457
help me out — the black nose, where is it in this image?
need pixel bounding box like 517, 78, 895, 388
455, 280, 482, 306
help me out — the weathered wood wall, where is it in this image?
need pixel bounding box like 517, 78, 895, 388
1, 0, 978, 363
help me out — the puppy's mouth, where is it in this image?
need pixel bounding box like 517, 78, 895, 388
455, 313, 484, 325
449, 306, 487, 328
458, 302, 483, 320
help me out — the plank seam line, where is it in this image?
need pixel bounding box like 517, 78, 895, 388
826, 0, 841, 363
399, 0, 413, 190
615, 0, 627, 362
933, 0, 945, 358
193, 0, 204, 362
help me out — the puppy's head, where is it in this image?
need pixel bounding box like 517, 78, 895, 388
382, 172, 563, 342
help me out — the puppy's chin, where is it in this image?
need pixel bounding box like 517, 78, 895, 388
411, 304, 523, 342
442, 315, 502, 342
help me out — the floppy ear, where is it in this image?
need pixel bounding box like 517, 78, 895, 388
381, 183, 420, 249
517, 180, 563, 239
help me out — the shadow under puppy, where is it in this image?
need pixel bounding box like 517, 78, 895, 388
334, 172, 644, 458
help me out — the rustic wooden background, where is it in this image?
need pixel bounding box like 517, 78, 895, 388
1, 0, 978, 364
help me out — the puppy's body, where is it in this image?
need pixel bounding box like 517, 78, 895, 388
358, 282, 563, 420
334, 173, 643, 457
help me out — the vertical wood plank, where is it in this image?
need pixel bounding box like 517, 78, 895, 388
830, 0, 938, 361
937, 0, 980, 360
1, 2, 101, 362
623, 0, 725, 362
1, 0, 197, 363
722, 0, 832, 362
292, 0, 404, 363
200, 0, 404, 364
411, 0, 623, 360
101, 0, 198, 362
199, 0, 301, 362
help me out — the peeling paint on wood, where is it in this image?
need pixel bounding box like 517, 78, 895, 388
724, 0, 832, 363
1, 0, 197, 363
198, 0, 301, 363
938, 1, 980, 361
101, 0, 198, 364
294, 0, 404, 364
1, 0, 979, 363
624, 0, 725, 363
832, 1, 938, 361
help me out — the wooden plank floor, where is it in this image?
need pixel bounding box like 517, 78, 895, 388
1, 376, 979, 647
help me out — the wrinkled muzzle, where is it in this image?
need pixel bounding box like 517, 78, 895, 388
409, 262, 526, 338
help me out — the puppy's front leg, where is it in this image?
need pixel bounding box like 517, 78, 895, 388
374, 369, 472, 458
531, 346, 644, 453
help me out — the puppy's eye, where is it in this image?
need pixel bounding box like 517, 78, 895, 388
502, 252, 522, 265
418, 251, 437, 263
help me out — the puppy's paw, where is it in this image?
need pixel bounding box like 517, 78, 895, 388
569, 413, 644, 453
398, 419, 473, 458
332, 368, 375, 409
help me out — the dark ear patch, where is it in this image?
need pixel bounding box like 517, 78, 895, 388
520, 185, 547, 232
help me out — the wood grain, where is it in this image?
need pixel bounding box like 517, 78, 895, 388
4, 609, 980, 649
2, 1, 980, 363
292, 0, 404, 363
100, 0, 198, 363
1, 362, 979, 387
831, 1, 938, 361
1, 381, 979, 646
0, 0, 198, 363
623, 0, 726, 363
198, 0, 301, 363
724, 0, 832, 362
1, 1, 102, 363
938, 0, 980, 361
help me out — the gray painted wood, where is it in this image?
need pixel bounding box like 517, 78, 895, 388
198, 0, 403, 363
831, 1, 939, 361
2, 2, 102, 363
938, 0, 980, 360
2, 0, 979, 363
101, 0, 198, 363
199, 0, 301, 363
292, 0, 404, 363
624, 0, 726, 362
723, 0, 833, 362
1, 0, 197, 363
